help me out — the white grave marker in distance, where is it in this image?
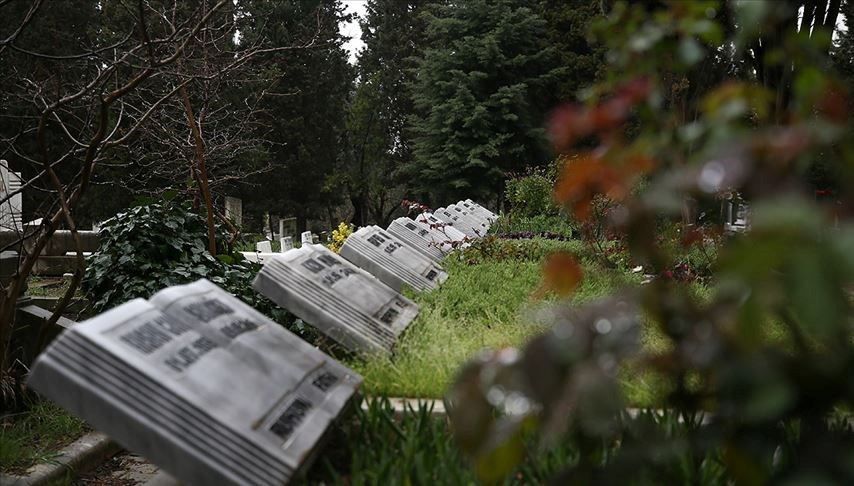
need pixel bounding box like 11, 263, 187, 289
458, 200, 496, 226
463, 199, 497, 221
448, 203, 491, 234
300, 231, 313, 247
253, 245, 419, 355
256, 240, 272, 253
434, 206, 485, 238
339, 226, 448, 293
386, 217, 448, 263
414, 212, 468, 244
280, 236, 294, 252
27, 279, 362, 486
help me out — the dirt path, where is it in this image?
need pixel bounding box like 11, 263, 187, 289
74, 451, 159, 485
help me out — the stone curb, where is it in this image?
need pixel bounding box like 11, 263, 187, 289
0, 432, 120, 486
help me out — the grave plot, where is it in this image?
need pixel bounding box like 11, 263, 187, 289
415, 212, 469, 243
339, 226, 448, 292
460, 199, 497, 224
253, 245, 419, 355
434, 206, 488, 238
386, 217, 451, 263
27, 279, 361, 486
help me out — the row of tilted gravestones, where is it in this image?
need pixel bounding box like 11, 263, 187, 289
26, 200, 496, 486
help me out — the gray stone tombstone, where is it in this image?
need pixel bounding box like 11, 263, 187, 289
28, 279, 362, 486
0, 160, 23, 232
256, 240, 272, 253
281, 218, 297, 238
280, 236, 294, 252
434, 206, 486, 238
339, 226, 448, 293
386, 217, 448, 263
253, 245, 419, 355
414, 212, 468, 243
300, 231, 314, 247
459, 199, 496, 225
463, 199, 497, 221
224, 197, 242, 227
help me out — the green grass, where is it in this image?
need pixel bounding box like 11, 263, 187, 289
0, 400, 86, 474
348, 238, 656, 401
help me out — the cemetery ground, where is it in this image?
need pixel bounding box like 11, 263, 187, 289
2, 228, 802, 483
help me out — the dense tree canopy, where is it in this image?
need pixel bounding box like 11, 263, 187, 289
406, 0, 563, 205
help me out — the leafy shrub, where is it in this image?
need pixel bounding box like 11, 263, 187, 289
448, 1, 854, 484
82, 201, 310, 338
505, 171, 557, 218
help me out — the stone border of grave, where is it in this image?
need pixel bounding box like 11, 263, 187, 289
0, 432, 120, 486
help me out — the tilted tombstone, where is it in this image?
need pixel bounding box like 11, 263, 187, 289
253, 245, 418, 355
459, 200, 496, 225
414, 212, 468, 244
386, 217, 448, 263
280, 236, 294, 252
28, 279, 362, 486
224, 197, 242, 227
463, 199, 497, 221
434, 206, 487, 238
339, 226, 448, 293
300, 231, 313, 247
0, 160, 23, 232
449, 203, 490, 229
256, 240, 272, 253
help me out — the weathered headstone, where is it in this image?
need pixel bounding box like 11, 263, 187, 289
280, 236, 293, 252
28, 279, 362, 486
253, 245, 419, 355
0, 160, 23, 232
256, 240, 272, 253
462, 199, 497, 222
386, 217, 449, 263
414, 212, 468, 243
434, 206, 486, 238
281, 218, 297, 238
459, 200, 496, 225
339, 226, 448, 293
223, 197, 242, 227
300, 231, 313, 247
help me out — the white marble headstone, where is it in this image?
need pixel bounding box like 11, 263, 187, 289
0, 160, 23, 232
414, 212, 468, 243
300, 231, 313, 247
253, 245, 419, 355
28, 279, 361, 486
280, 237, 293, 252
339, 226, 448, 293
224, 196, 242, 227
433, 206, 486, 238
386, 218, 448, 263
256, 240, 272, 253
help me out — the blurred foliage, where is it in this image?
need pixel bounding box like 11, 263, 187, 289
489, 213, 577, 240
81, 201, 315, 339
447, 1, 854, 483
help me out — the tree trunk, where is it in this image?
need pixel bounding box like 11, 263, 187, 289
178, 85, 218, 256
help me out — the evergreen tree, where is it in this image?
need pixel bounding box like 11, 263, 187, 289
407, 0, 561, 204
342, 0, 433, 226
538, 0, 607, 102
239, 0, 354, 232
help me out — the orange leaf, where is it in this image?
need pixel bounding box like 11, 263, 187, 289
543, 252, 583, 296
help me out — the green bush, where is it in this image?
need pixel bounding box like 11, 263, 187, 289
82, 201, 311, 338
505, 172, 558, 218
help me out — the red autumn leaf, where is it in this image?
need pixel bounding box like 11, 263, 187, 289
554, 153, 630, 221
543, 252, 583, 296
